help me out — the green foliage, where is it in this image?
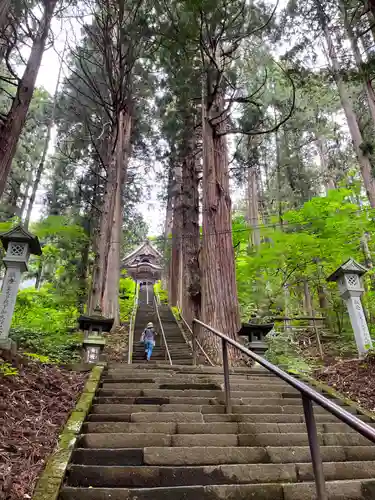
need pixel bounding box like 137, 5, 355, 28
119, 275, 137, 322
154, 281, 168, 304
0, 362, 18, 377
9, 285, 82, 363
265, 331, 315, 374
22, 352, 52, 364
236, 189, 375, 327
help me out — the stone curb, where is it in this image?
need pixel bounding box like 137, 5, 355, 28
32, 364, 104, 500
291, 370, 375, 422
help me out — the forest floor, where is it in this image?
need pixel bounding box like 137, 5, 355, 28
104, 324, 128, 361
0, 353, 87, 500
315, 355, 375, 413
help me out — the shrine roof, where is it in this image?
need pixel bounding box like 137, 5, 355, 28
122, 239, 162, 265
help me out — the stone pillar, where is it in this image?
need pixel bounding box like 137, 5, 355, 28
0, 266, 22, 349
345, 295, 372, 356
327, 258, 372, 357
0, 226, 42, 351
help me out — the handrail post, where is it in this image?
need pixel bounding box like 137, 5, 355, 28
192, 320, 197, 365
302, 395, 327, 500
154, 296, 172, 365
222, 339, 232, 414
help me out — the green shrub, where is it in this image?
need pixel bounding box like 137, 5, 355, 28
154, 281, 168, 304
0, 361, 18, 376
9, 284, 82, 363
119, 276, 136, 322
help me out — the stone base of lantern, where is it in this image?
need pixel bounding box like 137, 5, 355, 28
0, 338, 17, 353
82, 337, 106, 364
247, 340, 268, 357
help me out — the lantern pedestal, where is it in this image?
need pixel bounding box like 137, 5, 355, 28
0, 226, 42, 351
82, 336, 106, 363
327, 258, 372, 357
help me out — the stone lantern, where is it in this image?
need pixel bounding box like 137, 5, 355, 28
327, 258, 372, 357
78, 306, 114, 363
0, 225, 42, 351
238, 322, 274, 356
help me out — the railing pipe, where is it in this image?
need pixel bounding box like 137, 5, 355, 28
127, 283, 139, 364
154, 296, 172, 365
193, 317, 375, 500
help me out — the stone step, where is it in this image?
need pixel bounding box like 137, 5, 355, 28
93, 396, 303, 406
142, 445, 375, 465
84, 420, 369, 436
106, 364, 268, 374
86, 411, 365, 424
103, 373, 283, 382
101, 383, 222, 390
90, 403, 352, 415
77, 432, 373, 449
59, 479, 375, 499
70, 445, 375, 466
66, 461, 375, 488
71, 448, 144, 465
97, 388, 285, 398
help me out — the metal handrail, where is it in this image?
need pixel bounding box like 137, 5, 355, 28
193, 318, 375, 500
127, 283, 139, 364
180, 312, 215, 366
154, 296, 172, 365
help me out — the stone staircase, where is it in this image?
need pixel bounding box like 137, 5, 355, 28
131, 288, 193, 365
59, 363, 375, 499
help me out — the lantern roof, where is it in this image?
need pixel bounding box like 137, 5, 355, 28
0, 225, 42, 255
327, 258, 368, 282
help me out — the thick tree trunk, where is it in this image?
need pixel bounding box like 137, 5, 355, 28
89, 136, 117, 314
316, 136, 335, 193
200, 92, 240, 364
247, 166, 261, 247
341, 2, 375, 126
102, 110, 132, 324
303, 280, 313, 317
19, 177, 31, 219
181, 118, 201, 326
319, 7, 375, 206
169, 164, 183, 306
0, 0, 10, 33
0, 0, 58, 196
368, 0, 375, 23
24, 36, 66, 230
162, 167, 173, 289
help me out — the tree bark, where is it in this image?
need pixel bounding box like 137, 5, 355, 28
0, 0, 10, 33
0, 0, 58, 196
303, 280, 313, 317
341, 1, 375, 126
24, 36, 66, 229
169, 163, 183, 306
200, 91, 240, 364
162, 167, 173, 289
247, 165, 261, 247
316, 136, 335, 193
317, 2, 375, 207
181, 116, 201, 326
102, 109, 132, 324
89, 135, 117, 314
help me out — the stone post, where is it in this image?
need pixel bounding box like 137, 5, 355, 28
0, 226, 42, 351
327, 258, 372, 357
